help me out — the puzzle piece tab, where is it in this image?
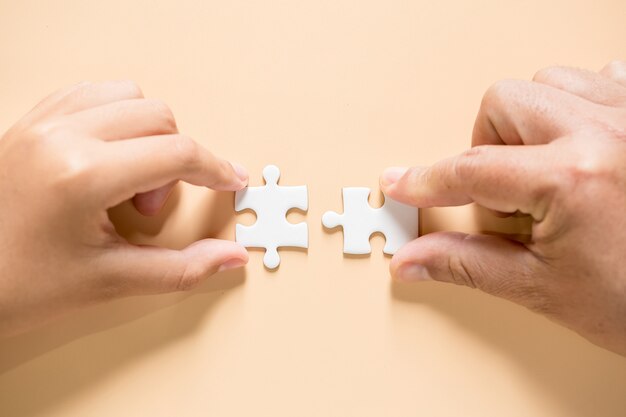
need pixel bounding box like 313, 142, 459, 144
235, 165, 308, 269
322, 188, 418, 255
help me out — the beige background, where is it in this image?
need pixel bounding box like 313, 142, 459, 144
1, 1, 625, 416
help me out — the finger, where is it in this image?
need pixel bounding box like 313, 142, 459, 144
99, 239, 248, 295
101, 134, 248, 204
16, 81, 92, 127
390, 232, 552, 315
489, 209, 520, 218
472, 79, 603, 146
64, 98, 178, 141
600, 60, 626, 87
48, 80, 144, 117
13, 81, 144, 135
380, 145, 556, 220
532, 66, 626, 107
133, 181, 177, 216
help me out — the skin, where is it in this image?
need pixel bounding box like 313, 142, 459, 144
0, 81, 249, 336
381, 61, 626, 356
2, 64, 625, 357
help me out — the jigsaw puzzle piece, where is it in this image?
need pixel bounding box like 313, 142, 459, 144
235, 220, 307, 269
235, 165, 308, 269
377, 196, 419, 254
322, 188, 375, 254
322, 187, 418, 255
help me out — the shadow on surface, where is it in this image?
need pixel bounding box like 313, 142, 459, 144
108, 183, 183, 238
0, 188, 246, 417
391, 204, 625, 417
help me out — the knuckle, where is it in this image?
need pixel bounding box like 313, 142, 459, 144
603, 60, 626, 78
47, 143, 103, 193
217, 160, 233, 181
54, 151, 98, 189
174, 261, 206, 291
9, 119, 100, 194
403, 166, 424, 187
117, 79, 144, 98
559, 144, 615, 189
447, 249, 480, 289
145, 99, 177, 131
393, 166, 428, 205
12, 119, 67, 154
481, 79, 520, 110
26, 118, 64, 142
172, 135, 200, 167
595, 112, 626, 140
406, 165, 427, 186
532, 66, 566, 84
452, 146, 486, 179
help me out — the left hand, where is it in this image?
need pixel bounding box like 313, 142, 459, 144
0, 81, 249, 336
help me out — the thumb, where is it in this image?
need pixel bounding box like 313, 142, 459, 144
391, 232, 551, 313
100, 239, 248, 295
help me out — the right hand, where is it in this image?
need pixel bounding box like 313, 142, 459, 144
381, 61, 626, 356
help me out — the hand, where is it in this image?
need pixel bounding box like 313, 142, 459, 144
381, 61, 626, 356
0, 81, 249, 336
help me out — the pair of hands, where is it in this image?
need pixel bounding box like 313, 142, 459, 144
1, 62, 625, 356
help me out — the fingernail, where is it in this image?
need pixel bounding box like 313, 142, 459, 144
381, 167, 408, 187
217, 258, 247, 273
230, 162, 249, 184
394, 263, 432, 282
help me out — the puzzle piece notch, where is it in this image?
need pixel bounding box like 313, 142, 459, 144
235, 165, 308, 269
322, 187, 418, 255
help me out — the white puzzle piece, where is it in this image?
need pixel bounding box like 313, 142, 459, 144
235, 165, 308, 269
322, 188, 419, 255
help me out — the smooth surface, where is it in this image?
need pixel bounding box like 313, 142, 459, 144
0, 1, 625, 416
322, 188, 419, 254
235, 165, 308, 269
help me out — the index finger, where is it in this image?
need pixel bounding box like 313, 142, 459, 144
381, 145, 558, 221
100, 134, 248, 206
